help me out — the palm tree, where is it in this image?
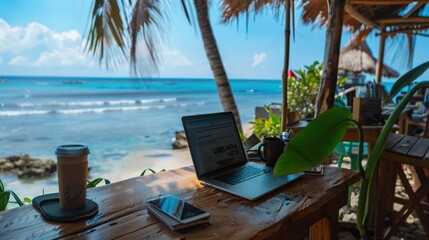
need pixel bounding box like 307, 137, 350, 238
222, 0, 294, 131
191, 0, 242, 130
85, 0, 242, 131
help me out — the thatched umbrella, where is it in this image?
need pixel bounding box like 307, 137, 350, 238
340, 35, 399, 79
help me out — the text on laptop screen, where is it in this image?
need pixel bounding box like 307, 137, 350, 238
185, 115, 245, 176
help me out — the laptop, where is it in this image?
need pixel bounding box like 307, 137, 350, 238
181, 112, 302, 200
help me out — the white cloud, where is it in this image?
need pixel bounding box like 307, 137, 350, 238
9, 55, 30, 66
161, 48, 193, 67
251, 52, 267, 68
0, 18, 96, 68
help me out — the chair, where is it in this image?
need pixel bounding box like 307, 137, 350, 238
374, 116, 429, 239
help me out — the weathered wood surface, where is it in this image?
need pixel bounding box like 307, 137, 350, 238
377, 133, 429, 239
0, 166, 359, 240
383, 134, 429, 167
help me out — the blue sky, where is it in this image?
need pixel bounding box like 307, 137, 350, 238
0, 0, 428, 80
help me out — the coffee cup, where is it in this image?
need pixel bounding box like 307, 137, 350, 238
55, 144, 90, 209
257, 137, 285, 167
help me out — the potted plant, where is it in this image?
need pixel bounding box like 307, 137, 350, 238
273, 60, 429, 237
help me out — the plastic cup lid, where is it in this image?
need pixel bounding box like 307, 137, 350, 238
55, 144, 90, 157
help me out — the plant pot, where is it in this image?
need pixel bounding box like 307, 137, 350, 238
287, 111, 301, 126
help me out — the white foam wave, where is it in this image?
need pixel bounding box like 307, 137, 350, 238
0, 105, 168, 116
0, 98, 203, 117
0, 110, 50, 116
15, 98, 177, 108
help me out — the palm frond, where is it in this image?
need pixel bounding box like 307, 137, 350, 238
85, 0, 128, 69
129, 0, 165, 77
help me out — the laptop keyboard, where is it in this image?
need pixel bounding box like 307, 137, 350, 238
215, 165, 268, 185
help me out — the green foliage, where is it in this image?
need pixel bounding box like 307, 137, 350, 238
87, 178, 111, 188
249, 105, 281, 139
275, 61, 429, 236
357, 80, 429, 236
383, 61, 429, 105
0, 178, 24, 211
140, 168, 166, 176
287, 61, 347, 119
274, 107, 362, 176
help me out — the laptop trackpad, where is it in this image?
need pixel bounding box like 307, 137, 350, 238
205, 172, 302, 200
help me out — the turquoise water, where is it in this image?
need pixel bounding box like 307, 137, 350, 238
0, 76, 285, 198
0, 76, 283, 157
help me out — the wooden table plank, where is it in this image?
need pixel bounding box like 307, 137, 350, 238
0, 166, 360, 240
409, 138, 429, 158
385, 134, 405, 150
389, 135, 419, 155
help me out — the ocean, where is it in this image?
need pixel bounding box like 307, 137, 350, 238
0, 76, 284, 200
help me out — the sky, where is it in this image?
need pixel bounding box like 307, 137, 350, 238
0, 0, 428, 80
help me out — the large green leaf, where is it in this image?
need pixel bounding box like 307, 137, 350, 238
383, 61, 429, 105
274, 107, 351, 176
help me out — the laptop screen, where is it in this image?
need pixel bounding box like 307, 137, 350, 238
182, 112, 247, 177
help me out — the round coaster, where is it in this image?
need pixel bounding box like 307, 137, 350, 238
32, 193, 98, 222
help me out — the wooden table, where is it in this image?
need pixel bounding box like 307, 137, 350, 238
0, 166, 360, 240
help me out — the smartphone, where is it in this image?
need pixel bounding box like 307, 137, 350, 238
147, 195, 210, 224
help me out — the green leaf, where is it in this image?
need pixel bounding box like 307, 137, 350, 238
87, 178, 104, 188
0, 191, 10, 211
383, 61, 429, 104
6, 190, 24, 206
0, 178, 4, 192
274, 107, 351, 176
24, 197, 32, 203
140, 168, 156, 176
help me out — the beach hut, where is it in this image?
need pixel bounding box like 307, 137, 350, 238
339, 32, 399, 82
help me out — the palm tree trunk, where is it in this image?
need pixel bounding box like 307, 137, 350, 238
281, 0, 291, 131
193, 0, 242, 132
315, 0, 345, 116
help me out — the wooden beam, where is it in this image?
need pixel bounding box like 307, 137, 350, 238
404, 3, 426, 18
350, 0, 429, 5
375, 25, 386, 84
376, 17, 429, 25
345, 0, 380, 29
281, 0, 291, 131
378, 25, 429, 35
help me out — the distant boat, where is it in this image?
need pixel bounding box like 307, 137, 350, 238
63, 80, 86, 84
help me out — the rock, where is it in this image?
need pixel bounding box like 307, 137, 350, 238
172, 131, 188, 149
0, 155, 56, 178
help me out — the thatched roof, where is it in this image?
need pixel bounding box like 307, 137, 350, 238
302, 0, 429, 33
339, 35, 399, 77
302, 1, 429, 68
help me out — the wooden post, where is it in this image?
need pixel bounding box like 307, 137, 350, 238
315, 0, 346, 116
282, 0, 291, 131
375, 25, 386, 83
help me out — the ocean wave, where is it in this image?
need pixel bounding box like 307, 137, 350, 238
13, 98, 177, 108
0, 105, 166, 116
0, 100, 202, 117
